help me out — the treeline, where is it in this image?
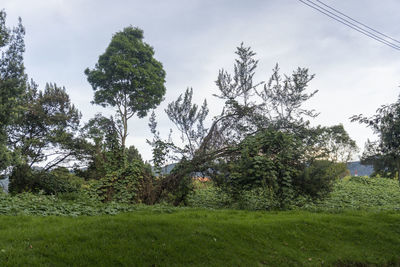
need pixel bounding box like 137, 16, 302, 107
0, 10, 397, 208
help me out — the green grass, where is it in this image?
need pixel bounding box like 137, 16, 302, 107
1, 176, 400, 266
0, 209, 400, 266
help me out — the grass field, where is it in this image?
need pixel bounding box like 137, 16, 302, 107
1, 209, 400, 266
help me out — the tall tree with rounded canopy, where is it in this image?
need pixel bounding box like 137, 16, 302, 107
85, 26, 166, 151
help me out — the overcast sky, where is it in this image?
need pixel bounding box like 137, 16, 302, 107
3, 0, 400, 162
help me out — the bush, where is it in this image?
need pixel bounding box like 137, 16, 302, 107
9, 165, 83, 195
8, 164, 31, 193
0, 191, 141, 216
294, 160, 347, 199
235, 187, 278, 210
211, 129, 304, 207
207, 129, 350, 208
186, 181, 232, 209
84, 159, 156, 204
187, 181, 279, 210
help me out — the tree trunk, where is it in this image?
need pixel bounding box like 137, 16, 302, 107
397, 159, 400, 185
121, 116, 127, 154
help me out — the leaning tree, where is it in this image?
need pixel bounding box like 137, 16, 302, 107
151, 44, 321, 204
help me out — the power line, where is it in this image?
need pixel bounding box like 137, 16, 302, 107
301, 0, 400, 50
314, 0, 400, 45
300, 0, 400, 50
299, 0, 400, 51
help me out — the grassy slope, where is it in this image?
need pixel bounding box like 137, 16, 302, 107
1, 209, 400, 266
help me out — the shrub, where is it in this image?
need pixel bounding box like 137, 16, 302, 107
9, 165, 83, 195
212, 129, 304, 207
187, 181, 279, 210
294, 160, 347, 199
186, 181, 232, 209
235, 187, 278, 210
84, 159, 156, 204
8, 164, 32, 193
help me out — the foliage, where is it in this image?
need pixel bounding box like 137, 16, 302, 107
84, 159, 156, 204
165, 87, 209, 159
8, 165, 83, 195
153, 44, 321, 205
254, 64, 319, 132
310, 124, 358, 163
295, 160, 348, 199
147, 111, 173, 175
0, 191, 139, 216
212, 129, 305, 206
213, 52, 318, 145
234, 187, 278, 210
126, 145, 143, 163
7, 83, 83, 171
186, 180, 232, 209
1, 209, 400, 266
0, 10, 26, 171
309, 176, 400, 211
351, 94, 400, 180
77, 113, 124, 180
189, 129, 349, 209
85, 26, 166, 149
187, 182, 278, 210
158, 158, 196, 205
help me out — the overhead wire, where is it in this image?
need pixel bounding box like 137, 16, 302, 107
298, 0, 400, 51
314, 0, 400, 45
300, 0, 400, 50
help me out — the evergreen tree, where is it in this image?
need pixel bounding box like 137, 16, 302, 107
8, 83, 82, 170
0, 10, 26, 171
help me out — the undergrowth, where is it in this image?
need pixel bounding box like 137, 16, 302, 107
0, 192, 178, 216
187, 176, 400, 211
307, 176, 400, 211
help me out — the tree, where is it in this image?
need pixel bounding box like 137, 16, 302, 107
7, 83, 83, 171
153, 44, 320, 204
165, 87, 209, 159
0, 10, 26, 171
126, 145, 143, 163
351, 95, 400, 180
211, 45, 318, 148
255, 64, 318, 133
310, 124, 358, 163
85, 26, 166, 151
77, 113, 123, 180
